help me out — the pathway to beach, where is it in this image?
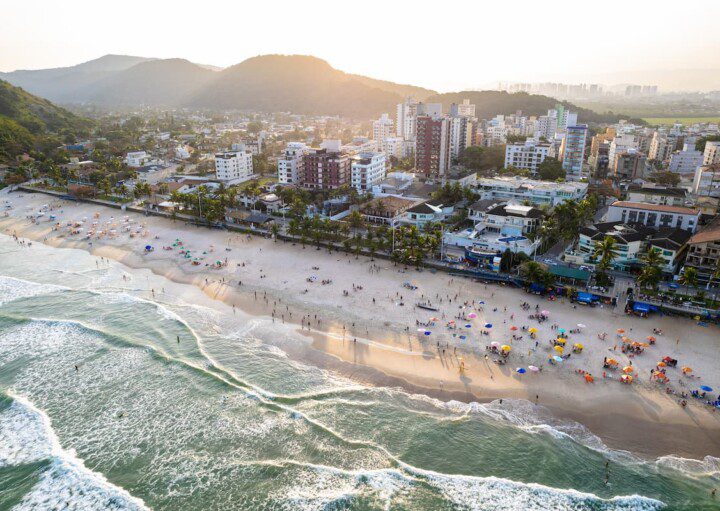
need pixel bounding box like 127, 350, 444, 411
3, 190, 720, 459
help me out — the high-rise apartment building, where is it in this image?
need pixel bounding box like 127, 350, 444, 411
396, 98, 419, 140
300, 140, 350, 190
415, 115, 450, 176
214, 150, 254, 183
277, 142, 308, 184
504, 139, 554, 174
703, 141, 720, 166
372, 114, 394, 146
351, 152, 386, 192
561, 125, 588, 179
450, 99, 476, 117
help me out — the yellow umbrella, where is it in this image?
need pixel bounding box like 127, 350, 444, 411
554, 345, 564, 353
681, 366, 692, 373
556, 338, 567, 345
622, 366, 634, 374
501, 345, 511, 352
528, 327, 538, 333
573, 343, 584, 349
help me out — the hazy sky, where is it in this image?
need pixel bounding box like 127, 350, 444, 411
2, 0, 720, 91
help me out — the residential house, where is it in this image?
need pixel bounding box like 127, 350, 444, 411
606, 201, 701, 232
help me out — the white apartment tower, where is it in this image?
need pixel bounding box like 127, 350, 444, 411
396, 98, 419, 141
703, 141, 720, 166
504, 139, 554, 174
372, 114, 394, 145
277, 142, 308, 184
351, 152, 387, 192
215, 151, 254, 183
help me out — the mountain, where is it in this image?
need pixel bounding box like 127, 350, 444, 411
426, 91, 646, 124
0, 55, 154, 103
0, 79, 92, 161
347, 74, 435, 101
187, 55, 426, 117
79, 59, 215, 106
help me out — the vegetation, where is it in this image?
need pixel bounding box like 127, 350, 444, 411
636, 248, 664, 290
592, 235, 619, 287
695, 135, 720, 154
648, 171, 681, 187
520, 261, 555, 287
458, 145, 505, 173
536, 157, 564, 181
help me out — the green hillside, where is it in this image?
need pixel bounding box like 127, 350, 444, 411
0, 79, 92, 161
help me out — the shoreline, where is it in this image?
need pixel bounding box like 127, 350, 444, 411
3, 191, 720, 461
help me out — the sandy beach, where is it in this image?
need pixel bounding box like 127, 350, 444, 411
3, 189, 720, 460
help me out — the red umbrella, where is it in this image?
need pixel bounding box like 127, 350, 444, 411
510, 326, 518, 331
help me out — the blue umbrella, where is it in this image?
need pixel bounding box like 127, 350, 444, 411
478, 301, 485, 304
459, 335, 467, 340
558, 328, 566, 333
424, 331, 431, 336
553, 356, 563, 363
516, 368, 526, 374
465, 324, 472, 328
700, 386, 713, 392
485, 323, 493, 328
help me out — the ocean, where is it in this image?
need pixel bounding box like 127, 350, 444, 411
0, 233, 717, 510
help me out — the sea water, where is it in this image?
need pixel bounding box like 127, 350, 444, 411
0, 234, 717, 510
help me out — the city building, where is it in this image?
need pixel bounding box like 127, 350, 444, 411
448, 115, 475, 162
380, 136, 405, 160
126, 151, 151, 168
692, 164, 720, 198
606, 201, 701, 232
396, 98, 419, 140
300, 140, 350, 190
214, 150, 254, 183
450, 99, 476, 117
401, 201, 451, 228
415, 115, 450, 176
504, 139, 554, 174
684, 218, 720, 284
351, 152, 386, 192
668, 143, 703, 174
475, 176, 587, 206
612, 150, 646, 180
703, 141, 720, 166
277, 142, 308, 184
608, 134, 637, 169
648, 132, 675, 162
372, 114, 394, 146
560, 125, 588, 179
359, 196, 418, 226
625, 185, 688, 206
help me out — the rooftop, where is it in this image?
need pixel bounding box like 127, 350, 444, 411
477, 176, 587, 193
689, 219, 720, 244
610, 201, 699, 215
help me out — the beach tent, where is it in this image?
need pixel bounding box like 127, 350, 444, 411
575, 292, 598, 304
632, 302, 651, 314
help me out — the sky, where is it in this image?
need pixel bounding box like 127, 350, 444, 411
2, 0, 720, 92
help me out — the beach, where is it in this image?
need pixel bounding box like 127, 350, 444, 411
3, 189, 720, 464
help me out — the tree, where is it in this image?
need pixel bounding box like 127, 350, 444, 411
637, 247, 664, 291
537, 157, 564, 181
695, 135, 720, 153
649, 171, 681, 187
679, 267, 699, 296
347, 210, 365, 234
270, 223, 280, 241
593, 236, 619, 270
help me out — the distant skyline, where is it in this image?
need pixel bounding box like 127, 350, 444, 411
3, 0, 720, 92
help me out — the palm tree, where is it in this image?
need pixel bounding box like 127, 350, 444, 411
347, 210, 365, 234
593, 236, 619, 268
521, 261, 547, 285
636, 248, 664, 290
270, 223, 280, 242
679, 267, 699, 298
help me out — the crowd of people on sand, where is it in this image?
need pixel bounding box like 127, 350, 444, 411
5, 197, 719, 415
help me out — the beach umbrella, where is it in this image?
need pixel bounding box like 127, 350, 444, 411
558, 328, 566, 334
501, 345, 511, 352
491, 341, 501, 348
510, 326, 518, 331
681, 366, 692, 373
621, 375, 634, 384
555, 338, 566, 345
617, 329, 625, 334
528, 365, 539, 372
424, 331, 431, 336
528, 327, 538, 333
622, 366, 634, 374
478, 301, 485, 304
468, 313, 477, 319
657, 361, 667, 367
553, 356, 563, 363
145, 245, 152, 251
541, 310, 550, 316
606, 358, 618, 365
459, 335, 467, 340
700, 386, 713, 392
485, 323, 493, 328
585, 374, 594, 383
516, 367, 526, 374
417, 328, 425, 332
554, 345, 564, 353
465, 324, 472, 329
577, 323, 586, 328
573, 343, 584, 349
647, 336, 656, 342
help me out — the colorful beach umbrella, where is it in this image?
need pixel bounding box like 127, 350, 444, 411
516, 368, 526, 374
553, 356, 563, 363
528, 365, 539, 372
501, 345, 511, 352
554, 345, 564, 353
510, 326, 518, 331
468, 313, 477, 319
622, 366, 634, 374
700, 386, 713, 392
528, 327, 538, 333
